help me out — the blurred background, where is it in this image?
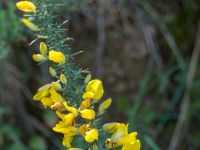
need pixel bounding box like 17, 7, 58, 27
1, 0, 200, 149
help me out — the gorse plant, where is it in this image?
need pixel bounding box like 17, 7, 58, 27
16, 0, 141, 149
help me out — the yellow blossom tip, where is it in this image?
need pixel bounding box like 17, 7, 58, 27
48, 50, 66, 63
98, 98, 112, 116
80, 109, 95, 120
49, 67, 57, 77
32, 54, 47, 62
16, 1, 36, 13
22, 19, 40, 32
60, 73, 67, 85
40, 42, 48, 55
83, 79, 104, 101
62, 135, 73, 148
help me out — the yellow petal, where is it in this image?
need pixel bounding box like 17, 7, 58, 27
63, 113, 76, 126
54, 125, 78, 136
60, 73, 67, 85
62, 135, 73, 148
49, 67, 57, 77
16, 1, 36, 13
56, 111, 65, 119
22, 19, 40, 31
51, 81, 62, 91
53, 113, 76, 131
82, 91, 94, 99
33, 89, 49, 100
122, 140, 141, 150
85, 128, 99, 143
80, 109, 95, 120
40, 42, 47, 55
63, 102, 78, 116
32, 54, 46, 62
68, 148, 84, 150
48, 50, 65, 63
41, 97, 54, 108
117, 132, 137, 146
49, 88, 64, 103
98, 98, 112, 116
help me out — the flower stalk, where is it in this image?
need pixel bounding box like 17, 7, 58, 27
16, 0, 141, 149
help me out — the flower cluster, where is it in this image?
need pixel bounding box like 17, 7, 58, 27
16, 1, 141, 150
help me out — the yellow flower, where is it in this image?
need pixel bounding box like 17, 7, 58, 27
16, 1, 36, 13
22, 19, 40, 31
80, 109, 95, 120
40, 42, 48, 55
62, 135, 73, 148
60, 73, 67, 85
84, 128, 99, 143
32, 54, 47, 62
104, 122, 140, 150
49, 67, 57, 77
53, 114, 77, 132
82, 79, 104, 101
98, 98, 112, 116
48, 50, 65, 63
68, 148, 83, 150
122, 140, 141, 150
78, 124, 92, 136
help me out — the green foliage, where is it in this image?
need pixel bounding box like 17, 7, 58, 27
0, 1, 22, 62
0, 2, 22, 43
29, 136, 47, 150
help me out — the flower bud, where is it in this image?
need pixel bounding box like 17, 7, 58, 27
60, 73, 67, 85
32, 54, 47, 62
49, 67, 57, 77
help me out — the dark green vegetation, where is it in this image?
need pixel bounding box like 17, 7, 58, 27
1, 0, 200, 149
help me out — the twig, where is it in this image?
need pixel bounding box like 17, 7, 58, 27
168, 23, 200, 150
